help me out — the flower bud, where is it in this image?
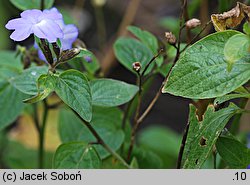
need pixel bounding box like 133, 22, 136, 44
59, 48, 81, 63
132, 62, 141, 72
185, 18, 201, 29
165, 32, 176, 45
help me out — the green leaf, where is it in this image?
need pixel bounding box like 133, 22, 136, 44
2, 140, 53, 169
182, 103, 240, 169
163, 30, 250, 99
10, 66, 48, 95
138, 126, 181, 168
243, 22, 250, 35
53, 142, 101, 169
0, 82, 26, 130
10, 0, 54, 10
74, 49, 100, 75
54, 70, 92, 122
216, 136, 250, 169
0, 51, 23, 73
58, 106, 125, 159
214, 93, 250, 105
132, 147, 163, 169
90, 78, 139, 107
114, 37, 154, 75
23, 74, 54, 103
224, 33, 250, 71
127, 26, 163, 66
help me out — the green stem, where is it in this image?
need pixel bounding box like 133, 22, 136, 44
72, 109, 130, 169
38, 100, 49, 169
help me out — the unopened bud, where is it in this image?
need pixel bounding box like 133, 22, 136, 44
165, 32, 176, 45
73, 39, 87, 49
59, 48, 81, 62
132, 62, 141, 72
185, 18, 201, 29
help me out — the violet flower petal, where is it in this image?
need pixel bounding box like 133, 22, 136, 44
5, 18, 32, 30
21, 9, 43, 23
33, 19, 63, 42
61, 24, 78, 49
10, 26, 32, 41
42, 8, 63, 20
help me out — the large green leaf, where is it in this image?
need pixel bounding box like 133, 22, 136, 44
0, 52, 25, 130
0, 51, 22, 71
54, 70, 92, 122
58, 106, 125, 159
182, 103, 240, 169
138, 126, 181, 168
216, 136, 250, 169
114, 37, 154, 75
10, 66, 48, 95
0, 83, 25, 130
53, 142, 101, 169
162, 30, 250, 99
90, 78, 138, 107
10, 0, 54, 10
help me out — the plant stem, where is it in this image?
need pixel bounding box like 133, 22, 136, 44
127, 72, 142, 161
176, 121, 190, 169
213, 150, 217, 169
71, 109, 130, 168
40, 0, 44, 10
38, 100, 48, 169
181, 20, 212, 53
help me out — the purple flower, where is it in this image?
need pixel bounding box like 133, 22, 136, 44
5, 9, 63, 42
36, 8, 78, 62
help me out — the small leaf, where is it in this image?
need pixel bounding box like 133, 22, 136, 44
163, 30, 250, 99
127, 26, 163, 66
10, 66, 48, 95
23, 74, 54, 104
73, 49, 100, 74
54, 70, 92, 122
214, 93, 250, 105
58, 106, 125, 159
10, 0, 54, 10
90, 78, 139, 107
224, 33, 250, 71
182, 103, 240, 169
243, 22, 250, 35
216, 136, 250, 169
53, 142, 101, 169
114, 37, 154, 75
